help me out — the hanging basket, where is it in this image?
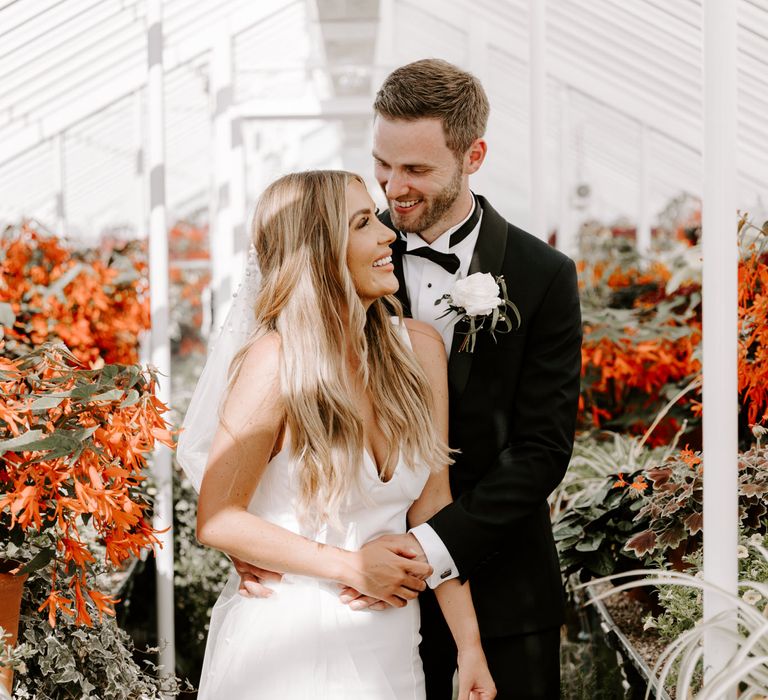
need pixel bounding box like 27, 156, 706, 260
0, 567, 28, 695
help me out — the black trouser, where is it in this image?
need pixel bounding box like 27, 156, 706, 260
420, 611, 561, 699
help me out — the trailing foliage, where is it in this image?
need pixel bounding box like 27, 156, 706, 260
553, 438, 768, 579
622, 444, 768, 561
0, 558, 190, 699
554, 465, 649, 579
0, 343, 173, 626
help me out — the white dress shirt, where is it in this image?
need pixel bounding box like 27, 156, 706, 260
405, 199, 483, 589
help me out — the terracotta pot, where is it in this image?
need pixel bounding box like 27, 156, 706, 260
0, 569, 28, 695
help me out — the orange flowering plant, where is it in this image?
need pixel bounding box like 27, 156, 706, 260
579, 215, 768, 445
578, 234, 702, 442
737, 215, 768, 429
0, 342, 173, 627
0, 222, 150, 366
557, 214, 768, 580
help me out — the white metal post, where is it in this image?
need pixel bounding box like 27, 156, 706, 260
702, 0, 738, 691
134, 90, 146, 240
210, 28, 235, 331
529, 0, 547, 242
231, 115, 248, 284
53, 133, 66, 238
557, 85, 574, 255
147, 0, 175, 684
636, 123, 651, 257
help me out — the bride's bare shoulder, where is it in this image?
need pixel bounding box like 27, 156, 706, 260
228, 332, 283, 410
402, 318, 446, 370
239, 331, 281, 371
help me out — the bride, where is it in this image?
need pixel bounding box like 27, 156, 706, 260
183, 170, 495, 699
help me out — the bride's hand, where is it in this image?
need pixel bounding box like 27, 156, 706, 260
231, 556, 283, 598
456, 645, 496, 700
342, 539, 432, 607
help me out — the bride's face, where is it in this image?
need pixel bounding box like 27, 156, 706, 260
345, 179, 398, 307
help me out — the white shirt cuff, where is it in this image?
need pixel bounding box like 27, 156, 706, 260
409, 523, 460, 589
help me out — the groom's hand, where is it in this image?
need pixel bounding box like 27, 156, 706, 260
231, 556, 283, 598
375, 533, 428, 564
341, 533, 430, 610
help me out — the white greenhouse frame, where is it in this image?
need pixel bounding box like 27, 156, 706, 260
1, 0, 766, 688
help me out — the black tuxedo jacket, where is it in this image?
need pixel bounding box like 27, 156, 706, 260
383, 196, 582, 637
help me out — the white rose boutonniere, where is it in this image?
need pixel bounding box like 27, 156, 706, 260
435, 272, 521, 353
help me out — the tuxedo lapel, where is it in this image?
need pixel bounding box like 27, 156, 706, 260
448, 196, 509, 398
380, 209, 412, 315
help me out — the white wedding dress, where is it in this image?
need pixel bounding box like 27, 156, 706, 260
196, 440, 430, 699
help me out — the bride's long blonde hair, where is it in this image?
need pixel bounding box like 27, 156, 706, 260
226, 170, 451, 524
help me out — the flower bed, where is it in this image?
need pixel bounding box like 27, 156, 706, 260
559, 212, 768, 697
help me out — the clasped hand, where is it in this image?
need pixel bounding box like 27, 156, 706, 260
233, 533, 431, 611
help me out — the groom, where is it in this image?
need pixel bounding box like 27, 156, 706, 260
236, 60, 581, 698
349, 59, 582, 699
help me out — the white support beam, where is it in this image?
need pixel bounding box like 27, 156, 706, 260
636, 123, 651, 257
529, 0, 547, 241
210, 27, 235, 332
134, 90, 146, 239
146, 0, 175, 685
557, 86, 575, 255
236, 96, 373, 121
53, 132, 66, 238
231, 116, 248, 281
702, 0, 738, 693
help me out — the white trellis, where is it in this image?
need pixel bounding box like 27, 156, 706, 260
701, 0, 739, 690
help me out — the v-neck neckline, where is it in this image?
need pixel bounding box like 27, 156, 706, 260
363, 446, 401, 484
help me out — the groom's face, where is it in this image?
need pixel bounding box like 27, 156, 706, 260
372, 116, 466, 241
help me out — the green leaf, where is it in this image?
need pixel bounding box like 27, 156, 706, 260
10, 527, 24, 547
70, 384, 103, 401
552, 523, 584, 539
29, 396, 66, 411
585, 548, 618, 577
0, 429, 45, 451
575, 533, 605, 552
119, 389, 140, 408
19, 546, 55, 574
92, 389, 124, 402
101, 364, 119, 380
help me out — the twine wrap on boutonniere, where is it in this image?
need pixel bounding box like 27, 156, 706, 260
435, 272, 521, 353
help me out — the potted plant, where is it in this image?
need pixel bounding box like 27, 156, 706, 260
0, 342, 173, 694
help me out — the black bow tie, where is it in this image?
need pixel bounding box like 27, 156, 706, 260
390, 195, 481, 275
392, 243, 461, 273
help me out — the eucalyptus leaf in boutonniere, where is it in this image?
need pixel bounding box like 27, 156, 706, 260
434, 272, 521, 352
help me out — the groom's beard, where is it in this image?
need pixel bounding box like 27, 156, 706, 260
390, 164, 462, 236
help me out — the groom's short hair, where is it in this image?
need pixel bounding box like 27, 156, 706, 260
373, 58, 489, 157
